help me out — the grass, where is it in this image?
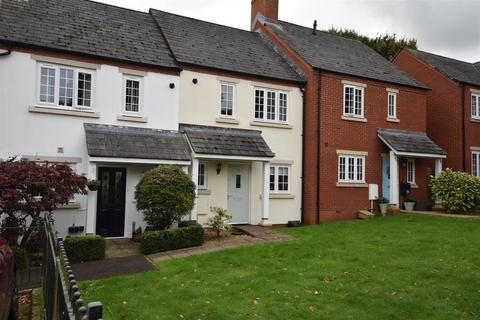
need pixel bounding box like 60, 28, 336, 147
80, 214, 480, 319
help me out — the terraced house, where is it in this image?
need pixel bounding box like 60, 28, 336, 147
251, 0, 446, 222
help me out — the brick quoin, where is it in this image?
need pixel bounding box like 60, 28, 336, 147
254, 9, 430, 223
394, 49, 480, 174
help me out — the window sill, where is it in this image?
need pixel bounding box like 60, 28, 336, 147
55, 202, 81, 210
117, 114, 148, 123
410, 184, 419, 189
198, 189, 212, 195
250, 121, 292, 129
29, 105, 100, 118
387, 117, 400, 123
471, 118, 480, 123
269, 193, 295, 199
336, 182, 368, 188
216, 117, 239, 124
341, 115, 367, 123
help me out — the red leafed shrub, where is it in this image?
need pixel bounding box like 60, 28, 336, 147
0, 158, 87, 246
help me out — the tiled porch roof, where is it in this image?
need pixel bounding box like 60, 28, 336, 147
84, 123, 191, 161
180, 124, 275, 158
377, 128, 446, 156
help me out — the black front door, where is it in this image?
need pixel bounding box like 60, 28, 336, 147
96, 167, 126, 237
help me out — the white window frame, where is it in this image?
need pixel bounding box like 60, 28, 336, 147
343, 84, 364, 118
472, 151, 480, 177
123, 75, 143, 115
406, 159, 416, 184
338, 154, 365, 183
388, 92, 397, 119
219, 82, 235, 118
197, 163, 207, 189
37, 63, 95, 110
269, 165, 291, 193
472, 94, 480, 120
254, 88, 289, 123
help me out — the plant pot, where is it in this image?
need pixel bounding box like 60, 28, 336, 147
404, 202, 416, 211
378, 203, 388, 216
387, 205, 400, 216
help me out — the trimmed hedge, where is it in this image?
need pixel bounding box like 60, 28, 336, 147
140, 223, 204, 255
64, 235, 105, 263
178, 220, 199, 228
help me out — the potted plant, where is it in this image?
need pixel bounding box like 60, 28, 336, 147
403, 197, 416, 211
377, 196, 389, 216
86, 179, 101, 191
387, 204, 401, 216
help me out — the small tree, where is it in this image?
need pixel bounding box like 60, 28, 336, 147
430, 169, 480, 213
135, 165, 195, 230
208, 206, 232, 237
0, 159, 87, 247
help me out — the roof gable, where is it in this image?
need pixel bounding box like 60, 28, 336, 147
0, 0, 178, 69
150, 9, 304, 83
263, 18, 427, 89
408, 49, 480, 87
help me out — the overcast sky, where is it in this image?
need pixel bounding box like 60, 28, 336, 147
96, 0, 480, 62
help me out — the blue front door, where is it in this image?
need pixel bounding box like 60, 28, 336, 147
382, 158, 390, 201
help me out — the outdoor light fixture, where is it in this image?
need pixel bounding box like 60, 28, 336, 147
192, 78, 198, 84
216, 163, 222, 174
169, 83, 175, 89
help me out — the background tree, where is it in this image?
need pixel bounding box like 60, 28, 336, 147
135, 165, 195, 230
326, 27, 417, 60
0, 159, 87, 246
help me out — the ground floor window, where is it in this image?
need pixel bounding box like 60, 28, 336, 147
407, 159, 416, 184
198, 163, 207, 188
269, 165, 290, 193
338, 154, 365, 183
472, 151, 480, 177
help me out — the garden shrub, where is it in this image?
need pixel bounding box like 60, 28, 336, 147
12, 246, 29, 270
208, 207, 232, 237
64, 235, 105, 263
135, 165, 196, 230
140, 223, 204, 255
430, 169, 480, 213
178, 220, 199, 228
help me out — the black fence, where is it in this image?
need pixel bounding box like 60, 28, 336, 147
41, 220, 103, 320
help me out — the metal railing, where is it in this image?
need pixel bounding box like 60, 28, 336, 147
41, 220, 103, 320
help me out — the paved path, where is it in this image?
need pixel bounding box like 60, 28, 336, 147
105, 238, 141, 259
149, 226, 293, 262
404, 210, 480, 219
72, 255, 154, 281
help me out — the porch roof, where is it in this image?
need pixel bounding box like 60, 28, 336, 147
180, 124, 275, 159
377, 128, 446, 158
84, 123, 191, 162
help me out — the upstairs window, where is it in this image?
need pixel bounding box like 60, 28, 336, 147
124, 76, 141, 114
472, 151, 480, 177
38, 64, 93, 108
254, 88, 288, 123
220, 83, 234, 117
269, 165, 291, 193
407, 159, 416, 184
338, 154, 365, 183
343, 85, 364, 118
472, 94, 480, 119
388, 92, 397, 119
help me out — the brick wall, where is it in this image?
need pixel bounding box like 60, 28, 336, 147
463, 85, 480, 174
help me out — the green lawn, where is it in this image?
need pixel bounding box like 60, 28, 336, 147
80, 214, 480, 319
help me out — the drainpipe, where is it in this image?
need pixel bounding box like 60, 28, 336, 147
461, 83, 466, 171
0, 49, 11, 57
300, 86, 306, 224
316, 71, 322, 224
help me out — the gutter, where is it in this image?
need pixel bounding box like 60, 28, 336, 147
300, 86, 306, 224
0, 49, 11, 57
317, 71, 322, 224
461, 83, 466, 171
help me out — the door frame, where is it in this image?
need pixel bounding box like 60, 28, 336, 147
227, 162, 251, 225
382, 156, 390, 201
96, 166, 127, 238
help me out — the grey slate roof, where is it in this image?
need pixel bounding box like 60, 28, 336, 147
150, 10, 305, 83
180, 124, 274, 158
262, 18, 427, 89
408, 49, 480, 87
0, 0, 178, 69
84, 123, 191, 161
377, 128, 446, 156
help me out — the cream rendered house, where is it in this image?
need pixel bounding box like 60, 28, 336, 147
151, 10, 306, 226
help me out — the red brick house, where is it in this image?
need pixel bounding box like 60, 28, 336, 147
393, 49, 480, 175
251, 0, 446, 223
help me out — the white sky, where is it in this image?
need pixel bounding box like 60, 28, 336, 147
95, 0, 480, 62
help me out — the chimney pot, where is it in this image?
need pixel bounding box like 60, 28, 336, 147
313, 20, 317, 34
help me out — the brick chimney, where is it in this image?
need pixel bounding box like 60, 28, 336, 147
251, 0, 278, 30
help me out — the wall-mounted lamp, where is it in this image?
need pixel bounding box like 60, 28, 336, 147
216, 163, 222, 175
192, 78, 198, 84
169, 83, 175, 89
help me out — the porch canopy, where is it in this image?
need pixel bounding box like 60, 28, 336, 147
180, 123, 275, 225
377, 128, 446, 205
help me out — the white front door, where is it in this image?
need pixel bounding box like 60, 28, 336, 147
227, 164, 250, 224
